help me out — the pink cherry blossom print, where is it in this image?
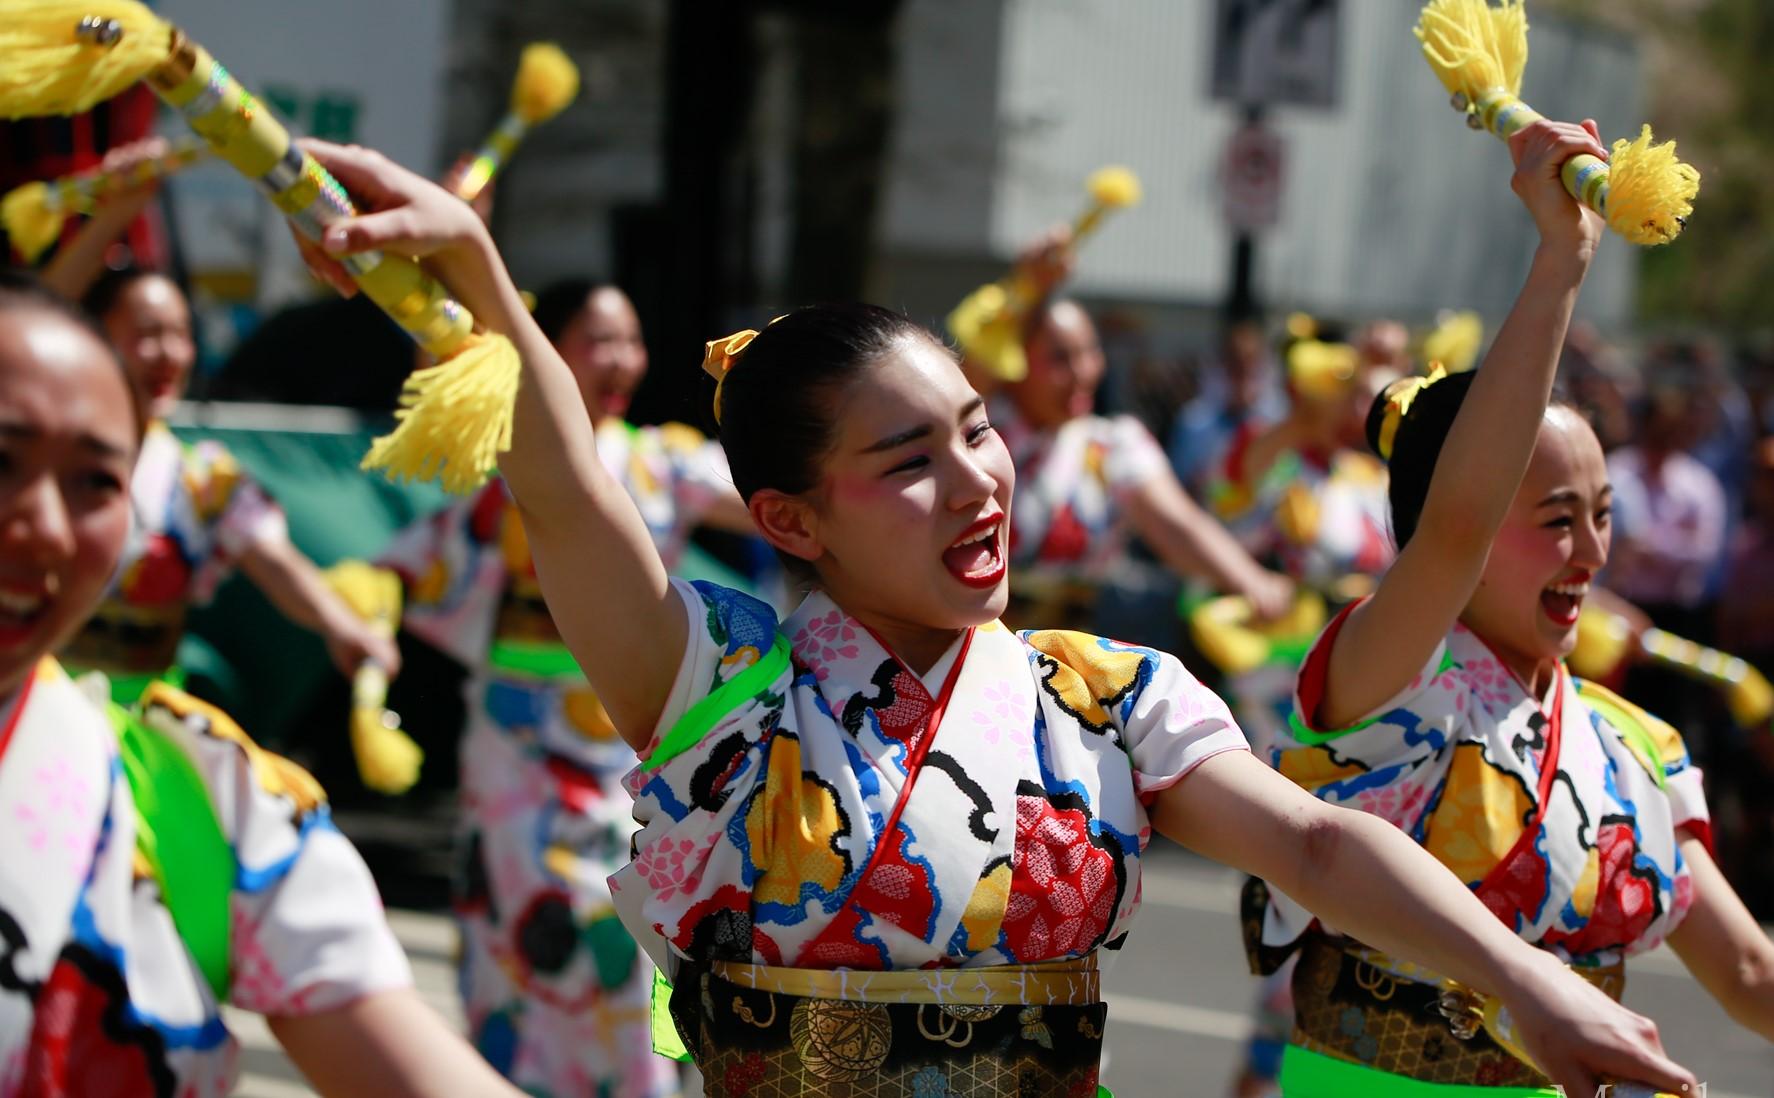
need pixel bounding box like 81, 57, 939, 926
792, 610, 862, 683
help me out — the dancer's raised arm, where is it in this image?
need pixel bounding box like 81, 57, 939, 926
1315, 119, 1608, 729
296, 140, 684, 743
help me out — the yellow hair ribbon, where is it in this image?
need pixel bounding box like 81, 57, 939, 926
701, 317, 785, 424
1375, 363, 1448, 461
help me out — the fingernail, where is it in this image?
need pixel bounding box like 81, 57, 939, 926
323, 227, 348, 255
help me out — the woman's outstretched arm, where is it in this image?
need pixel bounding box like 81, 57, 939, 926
1317, 119, 1609, 729
1154, 750, 1697, 1096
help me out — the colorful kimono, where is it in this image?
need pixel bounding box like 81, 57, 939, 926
382, 419, 732, 1097
61, 422, 286, 701
0, 659, 410, 1094
993, 403, 1171, 631
616, 578, 1248, 1096
1209, 435, 1392, 592
1207, 439, 1394, 753
1255, 605, 1710, 1094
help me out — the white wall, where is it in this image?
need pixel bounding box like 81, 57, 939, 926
881, 0, 1645, 331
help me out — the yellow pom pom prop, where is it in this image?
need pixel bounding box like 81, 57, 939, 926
948, 165, 1142, 382
1415, 0, 1699, 245
0, 1, 171, 115
1287, 339, 1360, 401
1188, 590, 1328, 678
1570, 603, 1774, 730
1419, 309, 1485, 374
323, 562, 423, 795
451, 42, 580, 204
4, 135, 209, 262
0, 2, 518, 493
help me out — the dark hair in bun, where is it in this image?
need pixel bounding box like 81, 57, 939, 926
1364, 370, 1478, 550
1367, 370, 1587, 550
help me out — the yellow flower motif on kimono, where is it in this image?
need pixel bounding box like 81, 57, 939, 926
959, 859, 1012, 952
1570, 843, 1600, 919
1276, 746, 1367, 791
1424, 743, 1534, 885
657, 421, 709, 456
1025, 631, 1146, 734
185, 447, 242, 523
1275, 482, 1322, 546
747, 733, 849, 907
499, 507, 533, 576
1084, 440, 1108, 486
626, 451, 661, 500
563, 688, 618, 742
411, 557, 452, 607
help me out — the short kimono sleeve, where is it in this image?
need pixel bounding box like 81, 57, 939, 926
1101, 415, 1171, 495
1022, 631, 1247, 801
618, 579, 786, 966
1120, 650, 1248, 800
1574, 680, 1714, 853
184, 439, 289, 603
136, 687, 411, 1016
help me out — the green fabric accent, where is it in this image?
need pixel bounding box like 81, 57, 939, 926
1286, 708, 1378, 746
641, 633, 791, 773
1573, 681, 1669, 790
110, 701, 233, 1002
486, 640, 584, 680
584, 912, 638, 991
1279, 1045, 1558, 1096
98, 665, 185, 706
650, 970, 691, 1062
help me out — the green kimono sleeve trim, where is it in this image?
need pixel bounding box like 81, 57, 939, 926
650, 969, 692, 1062
641, 633, 791, 773
486, 639, 584, 680
1286, 648, 1456, 746
111, 702, 233, 1002
1286, 709, 1379, 746
1280, 1045, 1558, 1096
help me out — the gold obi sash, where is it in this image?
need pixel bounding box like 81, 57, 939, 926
1291, 934, 1625, 1089
709, 953, 1101, 1007
674, 954, 1107, 1097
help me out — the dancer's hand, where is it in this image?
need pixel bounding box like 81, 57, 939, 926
1508, 118, 1608, 256
95, 135, 173, 210
1013, 224, 1076, 297
291, 139, 511, 324
1496, 949, 1697, 1097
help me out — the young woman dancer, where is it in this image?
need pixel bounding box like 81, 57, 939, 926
1257, 123, 1774, 1092
380, 278, 749, 1097
290, 120, 1694, 1098
0, 274, 518, 1096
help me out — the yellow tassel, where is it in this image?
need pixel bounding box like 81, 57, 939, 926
0, 1, 173, 117
951, 165, 1141, 380
361, 330, 522, 494
1086, 165, 1142, 210
1414, 0, 1527, 101
1, 181, 64, 262
349, 670, 423, 795
1420, 310, 1485, 374
1603, 125, 1701, 247
322, 561, 422, 795
511, 42, 579, 125
948, 283, 1029, 382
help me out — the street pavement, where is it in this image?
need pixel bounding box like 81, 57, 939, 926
235, 844, 1772, 1097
